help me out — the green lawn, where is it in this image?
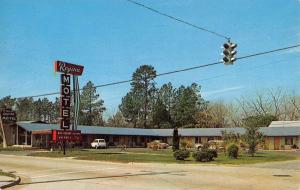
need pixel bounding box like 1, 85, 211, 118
0, 171, 16, 178
28, 148, 300, 164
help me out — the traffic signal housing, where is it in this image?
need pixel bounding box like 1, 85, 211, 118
222, 42, 237, 65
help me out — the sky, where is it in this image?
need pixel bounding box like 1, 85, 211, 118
0, 0, 300, 117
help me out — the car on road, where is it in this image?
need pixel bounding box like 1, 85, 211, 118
91, 139, 107, 149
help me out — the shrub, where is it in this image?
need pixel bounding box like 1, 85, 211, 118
227, 143, 239, 159
207, 149, 218, 158
201, 142, 210, 150
291, 144, 298, 149
193, 149, 217, 162
173, 149, 190, 160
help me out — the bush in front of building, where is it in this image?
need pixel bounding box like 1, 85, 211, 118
192, 149, 217, 162
173, 149, 190, 160
242, 117, 265, 157
227, 143, 239, 159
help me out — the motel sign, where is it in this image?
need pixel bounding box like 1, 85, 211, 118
60, 74, 71, 129
54, 60, 83, 136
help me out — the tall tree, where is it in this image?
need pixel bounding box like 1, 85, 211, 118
107, 111, 127, 127
195, 110, 214, 128
151, 97, 170, 128
172, 83, 207, 128
196, 101, 231, 128
80, 81, 106, 126
119, 91, 140, 127
33, 98, 43, 121
130, 65, 157, 128
50, 97, 60, 123
158, 82, 175, 125
0, 96, 16, 109
16, 97, 34, 121
41, 98, 52, 122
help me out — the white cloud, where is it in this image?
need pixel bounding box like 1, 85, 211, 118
203, 85, 244, 97
282, 46, 300, 55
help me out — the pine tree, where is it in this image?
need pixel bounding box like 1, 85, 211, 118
80, 81, 106, 126
130, 65, 157, 128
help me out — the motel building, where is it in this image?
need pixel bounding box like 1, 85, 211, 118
1, 121, 300, 150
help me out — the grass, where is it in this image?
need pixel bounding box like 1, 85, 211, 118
0, 171, 16, 178
28, 148, 300, 164
213, 151, 298, 164
0, 146, 38, 151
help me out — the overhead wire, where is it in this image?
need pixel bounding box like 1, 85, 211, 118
16, 43, 300, 99
125, 0, 230, 40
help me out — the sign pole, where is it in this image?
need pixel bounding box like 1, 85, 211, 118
63, 140, 66, 155
0, 118, 7, 148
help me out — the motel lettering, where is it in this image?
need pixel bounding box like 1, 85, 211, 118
60, 74, 71, 129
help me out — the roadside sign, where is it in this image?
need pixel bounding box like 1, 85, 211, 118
52, 130, 82, 142
1, 109, 17, 123
54, 60, 84, 76
54, 60, 84, 155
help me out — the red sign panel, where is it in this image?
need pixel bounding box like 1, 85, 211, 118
52, 130, 82, 142
1, 109, 17, 123
54, 60, 84, 76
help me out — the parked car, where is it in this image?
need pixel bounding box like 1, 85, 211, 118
194, 143, 203, 150
195, 140, 225, 151
91, 139, 107, 149
147, 140, 169, 150
208, 140, 224, 150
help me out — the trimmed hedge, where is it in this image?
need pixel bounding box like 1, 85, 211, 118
173, 149, 190, 160
227, 143, 239, 159
193, 149, 217, 162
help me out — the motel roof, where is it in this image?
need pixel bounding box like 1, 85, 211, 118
17, 122, 300, 137
269, 121, 300, 128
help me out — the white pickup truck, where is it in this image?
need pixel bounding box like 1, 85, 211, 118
91, 139, 107, 149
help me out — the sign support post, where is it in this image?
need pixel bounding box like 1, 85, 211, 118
1, 109, 17, 148
54, 60, 84, 155
0, 118, 7, 148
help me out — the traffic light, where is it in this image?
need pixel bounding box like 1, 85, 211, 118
222, 41, 237, 65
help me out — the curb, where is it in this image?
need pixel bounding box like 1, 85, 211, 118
0, 173, 21, 189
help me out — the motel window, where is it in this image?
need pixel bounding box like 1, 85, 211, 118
208, 137, 214, 141
285, 137, 293, 145
195, 137, 202, 144
113, 136, 119, 143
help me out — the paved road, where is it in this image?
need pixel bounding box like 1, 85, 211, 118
0, 175, 15, 188
0, 154, 299, 190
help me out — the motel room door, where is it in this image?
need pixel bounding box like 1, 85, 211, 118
274, 137, 280, 150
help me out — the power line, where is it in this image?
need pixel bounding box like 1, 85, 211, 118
17, 43, 300, 99
125, 0, 230, 40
